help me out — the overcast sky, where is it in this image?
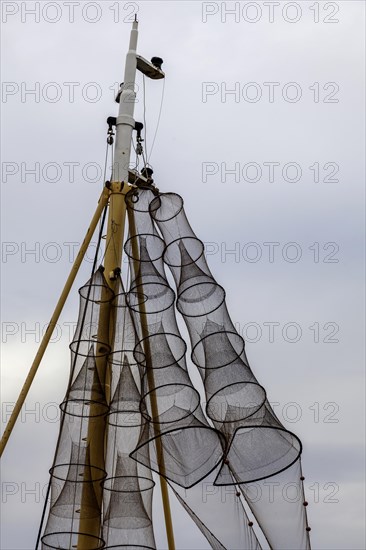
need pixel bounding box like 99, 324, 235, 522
1, 1, 365, 549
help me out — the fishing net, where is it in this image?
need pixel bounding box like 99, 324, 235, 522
125, 188, 225, 489
150, 192, 310, 546
169, 466, 262, 550
42, 268, 113, 549
41, 187, 310, 549
239, 459, 311, 549
102, 286, 156, 549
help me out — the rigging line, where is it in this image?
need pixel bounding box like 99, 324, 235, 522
111, 141, 114, 182
103, 140, 110, 185
132, 135, 140, 171
148, 76, 166, 164
143, 75, 148, 161
110, 221, 120, 266
101, 232, 113, 264
141, 146, 149, 173
102, 206, 119, 275
35, 201, 109, 549
100, 140, 111, 232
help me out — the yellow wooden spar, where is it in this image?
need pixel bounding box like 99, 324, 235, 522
76, 180, 129, 549
0, 187, 109, 459
128, 206, 176, 550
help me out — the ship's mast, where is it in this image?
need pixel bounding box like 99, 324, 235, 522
78, 18, 175, 550
0, 18, 175, 549
74, 21, 137, 550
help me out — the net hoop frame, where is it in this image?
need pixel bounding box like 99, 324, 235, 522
104, 546, 155, 549
108, 348, 146, 367
191, 330, 245, 370
214, 426, 303, 486
205, 381, 267, 423
49, 463, 107, 483
162, 236, 205, 268
130, 425, 226, 489
69, 339, 111, 358
59, 398, 109, 418
102, 475, 155, 493
125, 186, 159, 214
78, 282, 114, 304
127, 281, 175, 315
176, 281, 226, 318
107, 408, 143, 428
112, 290, 148, 308
149, 193, 184, 222
135, 331, 187, 369
124, 232, 166, 263
139, 383, 201, 424
41, 532, 105, 549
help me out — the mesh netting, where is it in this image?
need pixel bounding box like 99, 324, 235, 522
150, 192, 310, 545
125, 188, 225, 489
150, 193, 302, 482
169, 467, 262, 550
41, 187, 310, 549
102, 286, 156, 549
239, 459, 311, 549
170, 486, 226, 550
42, 268, 112, 549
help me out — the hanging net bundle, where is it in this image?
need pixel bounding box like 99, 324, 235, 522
125, 188, 225, 489
102, 286, 156, 549
150, 192, 310, 548
40, 186, 311, 549
42, 269, 113, 550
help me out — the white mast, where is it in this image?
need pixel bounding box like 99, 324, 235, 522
112, 18, 138, 183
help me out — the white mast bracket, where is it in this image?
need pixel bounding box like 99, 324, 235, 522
116, 114, 135, 127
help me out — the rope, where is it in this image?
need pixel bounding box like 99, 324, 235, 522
99, 140, 111, 233
148, 76, 166, 163
143, 75, 148, 160
142, 74, 166, 167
